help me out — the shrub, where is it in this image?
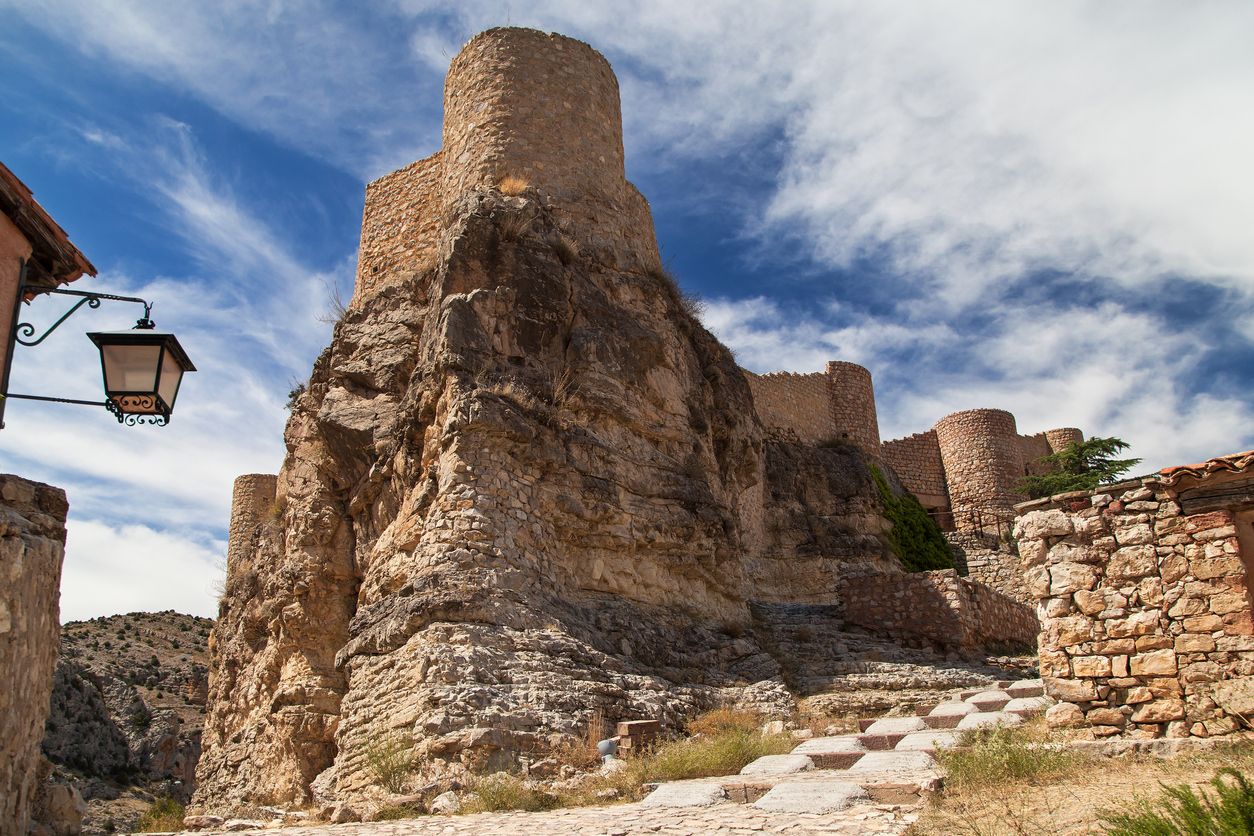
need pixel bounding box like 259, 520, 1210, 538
373, 803, 426, 821
1020, 436, 1141, 499
1101, 768, 1254, 836
870, 463, 953, 572
549, 708, 608, 771
135, 797, 184, 832
365, 732, 414, 794
644, 727, 792, 781
462, 774, 561, 813
937, 725, 1081, 791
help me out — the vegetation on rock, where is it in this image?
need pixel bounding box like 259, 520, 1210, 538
870, 464, 954, 572
1020, 436, 1141, 499
135, 797, 184, 832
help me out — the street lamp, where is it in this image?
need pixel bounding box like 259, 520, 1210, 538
0, 267, 196, 427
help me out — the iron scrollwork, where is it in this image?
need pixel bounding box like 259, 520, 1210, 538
104, 395, 170, 426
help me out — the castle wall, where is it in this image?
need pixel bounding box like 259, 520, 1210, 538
440, 27, 658, 273
881, 430, 948, 510
743, 371, 835, 444
353, 154, 443, 304
0, 474, 68, 835
1019, 470, 1254, 739
825, 361, 880, 458
227, 474, 277, 570
839, 567, 1038, 655
935, 409, 1026, 533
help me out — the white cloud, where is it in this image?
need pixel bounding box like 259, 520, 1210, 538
60, 519, 224, 621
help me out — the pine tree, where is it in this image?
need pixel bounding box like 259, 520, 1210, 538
1020, 437, 1142, 499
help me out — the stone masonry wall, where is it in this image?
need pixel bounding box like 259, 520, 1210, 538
744, 371, 835, 444
1019, 481, 1254, 738
881, 430, 947, 509
0, 474, 68, 835
839, 568, 1038, 655
935, 409, 1025, 532
825, 361, 880, 458
227, 474, 278, 568
354, 154, 442, 304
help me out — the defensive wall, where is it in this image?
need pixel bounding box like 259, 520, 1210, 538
1018, 450, 1254, 739
747, 360, 1083, 535
353, 27, 661, 308
839, 566, 1039, 655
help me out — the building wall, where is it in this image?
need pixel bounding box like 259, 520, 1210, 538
0, 213, 33, 410
825, 361, 880, 458
744, 370, 836, 444
0, 474, 68, 834
839, 567, 1038, 654
1018, 478, 1254, 738
881, 430, 948, 509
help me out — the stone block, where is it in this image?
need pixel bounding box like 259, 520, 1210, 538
1024, 566, 1051, 599
1017, 510, 1073, 541
642, 783, 727, 807
1175, 634, 1216, 653
1211, 593, 1248, 615
1046, 702, 1085, 727
1045, 677, 1098, 703
1039, 649, 1071, 678
752, 780, 869, 814
1108, 545, 1157, 580
1086, 707, 1127, 727
1051, 563, 1099, 595
1130, 649, 1178, 676
1074, 589, 1106, 616
957, 711, 1025, 731
1115, 524, 1154, 546
1072, 655, 1112, 677
1106, 610, 1159, 638
739, 754, 814, 776
1130, 699, 1186, 723
1124, 686, 1152, 704
1136, 635, 1174, 651
848, 750, 936, 773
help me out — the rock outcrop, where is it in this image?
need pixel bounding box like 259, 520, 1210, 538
193, 28, 909, 814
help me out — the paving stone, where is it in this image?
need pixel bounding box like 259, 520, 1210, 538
1006, 679, 1046, 698
965, 690, 1012, 710
894, 730, 961, 751
956, 711, 1025, 731
1004, 696, 1051, 714
847, 750, 936, 772
863, 716, 928, 735
751, 780, 870, 814
793, 735, 866, 755
739, 754, 815, 776
641, 782, 727, 807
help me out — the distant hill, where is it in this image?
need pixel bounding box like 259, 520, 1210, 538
46, 611, 212, 833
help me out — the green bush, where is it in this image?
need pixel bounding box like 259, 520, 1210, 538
870, 464, 953, 572
1101, 768, 1254, 835
365, 732, 414, 793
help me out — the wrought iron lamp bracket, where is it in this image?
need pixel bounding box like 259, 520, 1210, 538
15, 286, 154, 346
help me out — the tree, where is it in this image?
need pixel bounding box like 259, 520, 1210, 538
1020, 437, 1142, 499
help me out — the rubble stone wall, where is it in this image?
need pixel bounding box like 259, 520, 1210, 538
354, 154, 443, 303
935, 409, 1025, 531
881, 430, 948, 508
0, 474, 68, 835
839, 568, 1039, 655
1019, 480, 1254, 738
744, 371, 835, 444
824, 361, 880, 458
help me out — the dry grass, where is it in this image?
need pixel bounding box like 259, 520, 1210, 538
796, 711, 859, 737
911, 729, 1254, 836
462, 709, 792, 814
135, 797, 184, 832
549, 708, 609, 772
549, 233, 580, 265
498, 174, 529, 195
364, 732, 415, 794
497, 208, 536, 242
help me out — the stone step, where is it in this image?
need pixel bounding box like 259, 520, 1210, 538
751, 780, 869, 814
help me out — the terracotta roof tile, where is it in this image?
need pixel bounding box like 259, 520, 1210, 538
1159, 450, 1254, 485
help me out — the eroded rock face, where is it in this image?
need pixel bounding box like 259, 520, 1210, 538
193, 28, 901, 814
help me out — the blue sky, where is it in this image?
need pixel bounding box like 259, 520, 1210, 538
1, 1, 1251, 621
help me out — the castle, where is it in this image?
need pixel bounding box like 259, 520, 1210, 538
196, 27, 1046, 813
745, 364, 1084, 532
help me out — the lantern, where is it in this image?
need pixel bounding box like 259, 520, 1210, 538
87, 327, 196, 424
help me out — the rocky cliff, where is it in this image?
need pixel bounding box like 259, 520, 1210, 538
193, 28, 905, 815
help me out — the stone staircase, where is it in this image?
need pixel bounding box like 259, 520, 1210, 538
640, 678, 1050, 815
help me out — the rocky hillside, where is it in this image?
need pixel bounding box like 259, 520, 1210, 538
46, 611, 211, 833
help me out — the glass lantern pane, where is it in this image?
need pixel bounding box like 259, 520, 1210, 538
102, 344, 161, 393
158, 352, 184, 408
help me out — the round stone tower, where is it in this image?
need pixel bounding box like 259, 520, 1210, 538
440, 28, 659, 270
934, 408, 1025, 531
825, 360, 881, 458
227, 473, 277, 568
1045, 427, 1084, 453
